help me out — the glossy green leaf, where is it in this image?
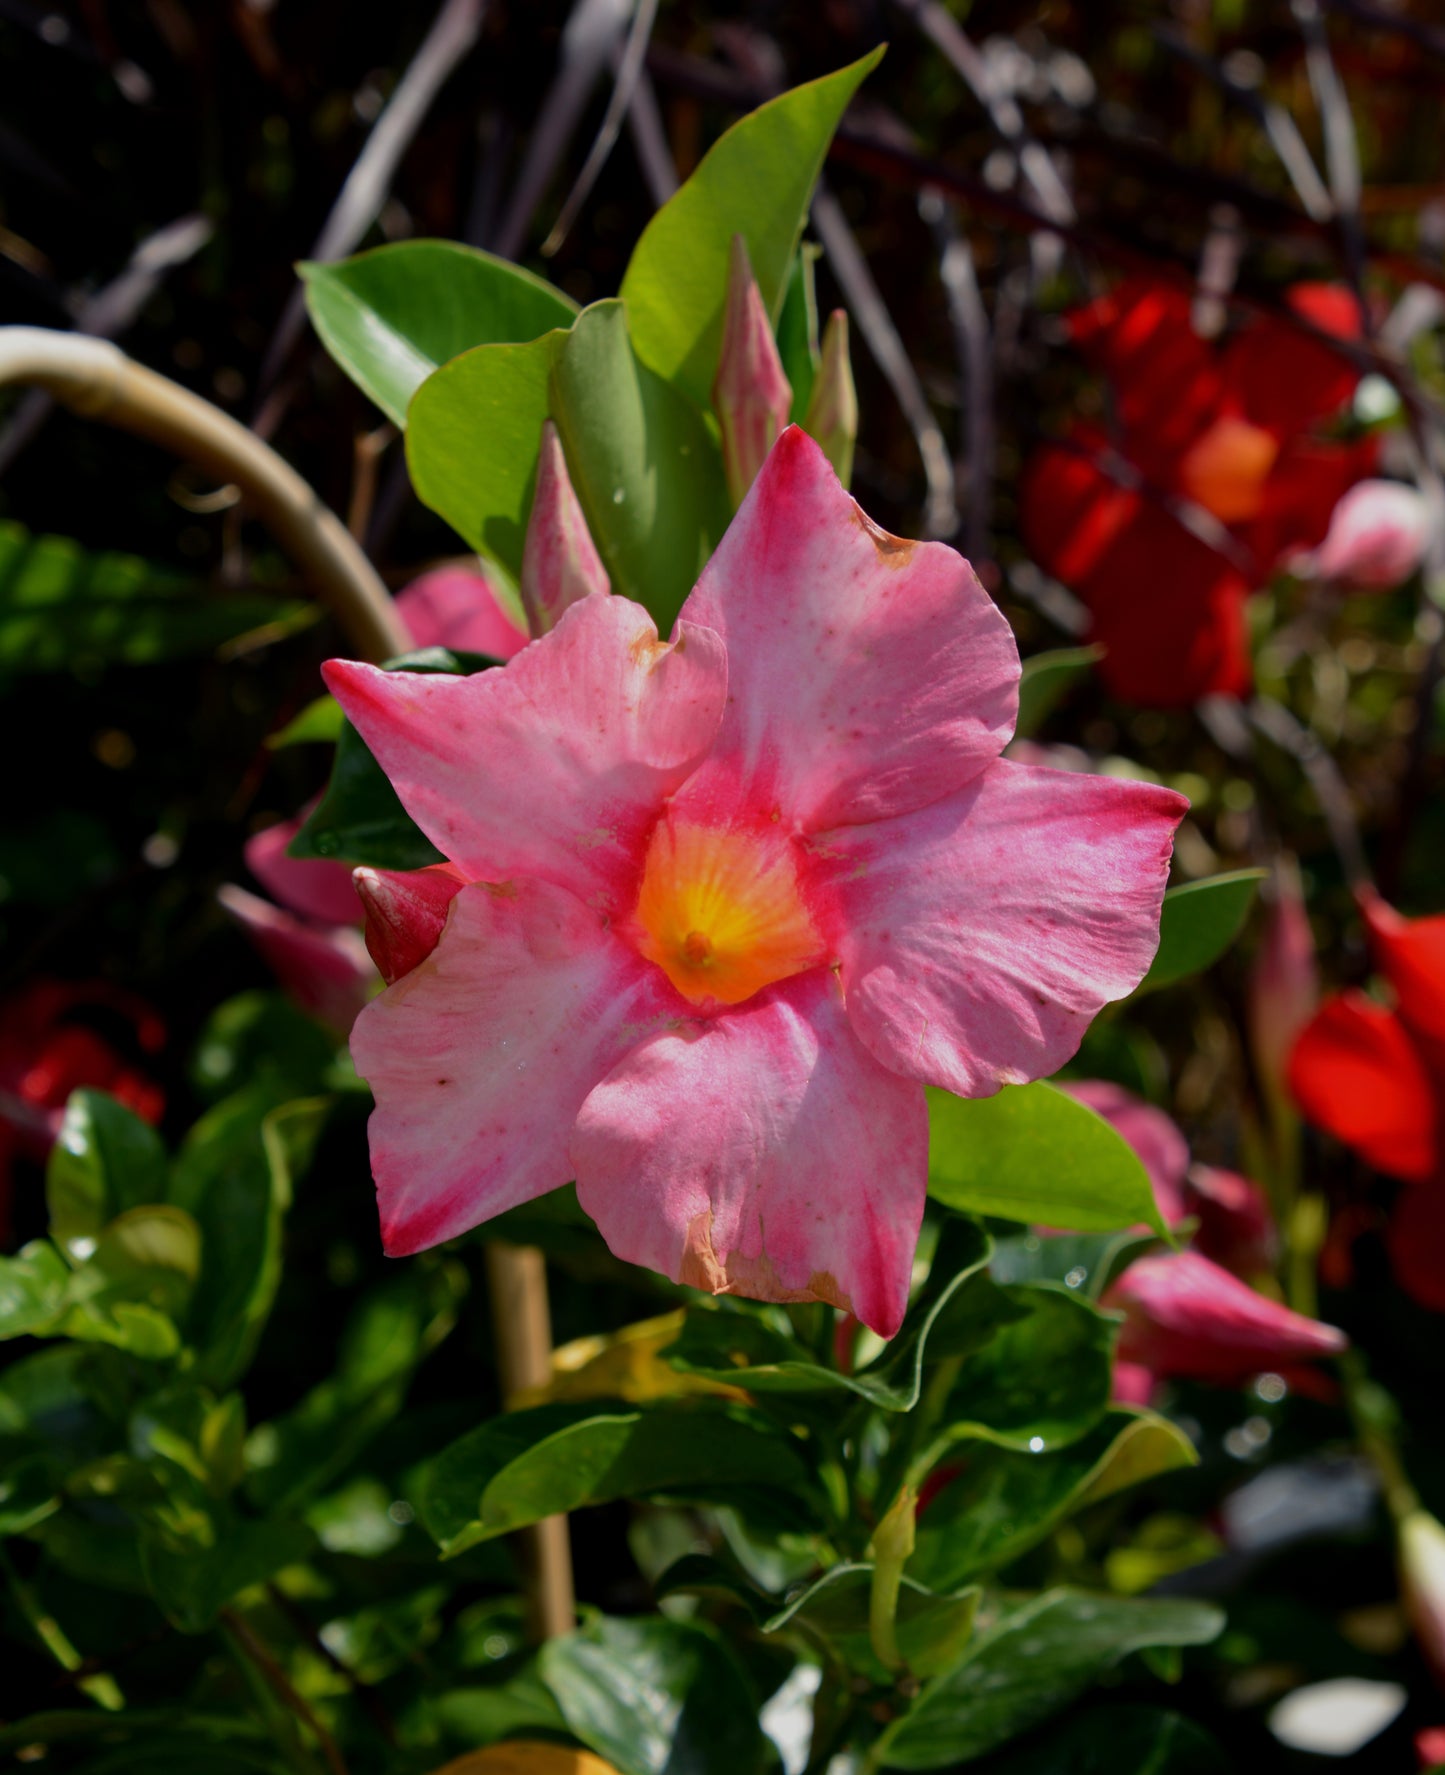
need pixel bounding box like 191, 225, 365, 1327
171, 1092, 328, 1387
1135, 869, 1266, 994
911, 1409, 1197, 1591
288, 647, 493, 867
939, 1284, 1118, 1453
189, 991, 337, 1105
928, 1082, 1164, 1234
1014, 645, 1105, 739
265, 694, 343, 749
406, 329, 567, 575
420, 1402, 818, 1557
0, 1240, 71, 1339
0, 520, 306, 674
875, 1590, 1224, 1768
776, 244, 821, 422
988, 1228, 1158, 1298
47, 1089, 168, 1261
141, 1513, 315, 1633
550, 300, 730, 631
970, 1704, 1230, 1773
764, 1563, 980, 1681
540, 1615, 766, 1775
621, 52, 883, 408
666, 1218, 997, 1411
302, 240, 577, 425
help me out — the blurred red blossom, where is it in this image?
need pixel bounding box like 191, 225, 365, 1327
1020, 280, 1374, 706
1289, 891, 1445, 1312
0, 979, 165, 1245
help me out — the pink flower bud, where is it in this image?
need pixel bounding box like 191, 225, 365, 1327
713, 234, 793, 508
1304, 478, 1433, 590
354, 863, 467, 985
1417, 1725, 1445, 1768
1102, 1249, 1346, 1385
218, 884, 375, 1033
245, 814, 364, 929
1248, 857, 1319, 1105
520, 421, 611, 634
1059, 1079, 1191, 1226
803, 308, 858, 490
395, 564, 530, 660
1402, 1509, 1445, 1689
1185, 1164, 1278, 1276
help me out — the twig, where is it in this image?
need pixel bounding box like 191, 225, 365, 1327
265, 1585, 398, 1748
347, 423, 396, 543
1293, 0, 1369, 328
491, 0, 633, 262
542, 0, 660, 256
810, 185, 957, 538
1249, 696, 1371, 890
223, 1607, 349, 1775
622, 59, 678, 205
0, 327, 407, 661
921, 193, 993, 566
0, 212, 212, 474
256, 0, 487, 404
485, 1243, 577, 1643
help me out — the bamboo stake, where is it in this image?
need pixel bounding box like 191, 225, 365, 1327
0, 325, 575, 1640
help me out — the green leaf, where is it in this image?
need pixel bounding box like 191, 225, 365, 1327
420, 1402, 819, 1557
1135, 869, 1265, 995
939, 1284, 1118, 1453
47, 1089, 168, 1261
550, 300, 730, 631
302, 240, 577, 426
171, 1092, 328, 1387
911, 1409, 1198, 1591
540, 1615, 767, 1775
621, 52, 883, 408
189, 991, 337, 1105
764, 1564, 980, 1681
665, 1218, 998, 1411
0, 1241, 70, 1339
875, 1590, 1224, 1769
777, 244, 822, 422
970, 1704, 1230, 1774
288, 647, 495, 867
406, 328, 567, 576
928, 1083, 1164, 1234
265, 694, 344, 749
0, 520, 307, 674
1014, 646, 1105, 739
141, 1514, 315, 1633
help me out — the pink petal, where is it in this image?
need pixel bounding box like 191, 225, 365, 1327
570, 970, 927, 1338
677, 426, 1018, 830
1185, 1164, 1278, 1276
1060, 1080, 1191, 1223
245, 816, 363, 929
812, 759, 1187, 1095
1103, 1249, 1346, 1382
1246, 857, 1319, 1104
351, 877, 676, 1255
1303, 478, 1432, 590
324, 596, 727, 919
218, 884, 375, 1032
395, 565, 530, 661
520, 420, 610, 633
1111, 1360, 1158, 1407
354, 862, 467, 984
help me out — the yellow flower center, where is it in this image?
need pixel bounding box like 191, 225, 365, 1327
629, 814, 825, 1006
1178, 415, 1280, 523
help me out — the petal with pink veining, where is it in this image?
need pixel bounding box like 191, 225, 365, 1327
351, 877, 679, 1256
324, 596, 727, 918
812, 760, 1187, 1096
571, 969, 927, 1338
677, 426, 1018, 830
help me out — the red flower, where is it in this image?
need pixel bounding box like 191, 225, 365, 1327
0, 979, 165, 1246
1288, 892, 1445, 1311
1020, 280, 1374, 706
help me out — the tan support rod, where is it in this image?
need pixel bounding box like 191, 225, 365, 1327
0, 325, 575, 1639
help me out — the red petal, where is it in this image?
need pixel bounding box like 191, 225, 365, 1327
1360, 891, 1445, 1049
1068, 281, 1224, 457
1245, 437, 1380, 572
1388, 1181, 1445, 1313
1222, 284, 1361, 437
1288, 991, 1438, 1182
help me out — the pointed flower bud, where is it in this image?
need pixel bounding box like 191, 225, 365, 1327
1185, 1164, 1278, 1277
713, 234, 793, 508
804, 308, 858, 490
1247, 856, 1319, 1107
354, 863, 467, 985
520, 421, 610, 636
218, 884, 375, 1033
1401, 1508, 1445, 1688
1102, 1250, 1347, 1386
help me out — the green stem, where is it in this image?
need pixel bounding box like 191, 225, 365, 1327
1285, 1191, 1326, 1320
1340, 1351, 1418, 1526
0, 1544, 124, 1710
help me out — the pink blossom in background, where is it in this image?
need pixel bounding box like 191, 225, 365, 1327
1298, 478, 1433, 591
1417, 1726, 1445, 1768
1247, 856, 1319, 1108
394, 564, 529, 661
1060, 1079, 1191, 1224
326, 427, 1186, 1336
1102, 1250, 1345, 1399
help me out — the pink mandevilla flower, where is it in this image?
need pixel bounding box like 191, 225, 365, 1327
324, 428, 1187, 1336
